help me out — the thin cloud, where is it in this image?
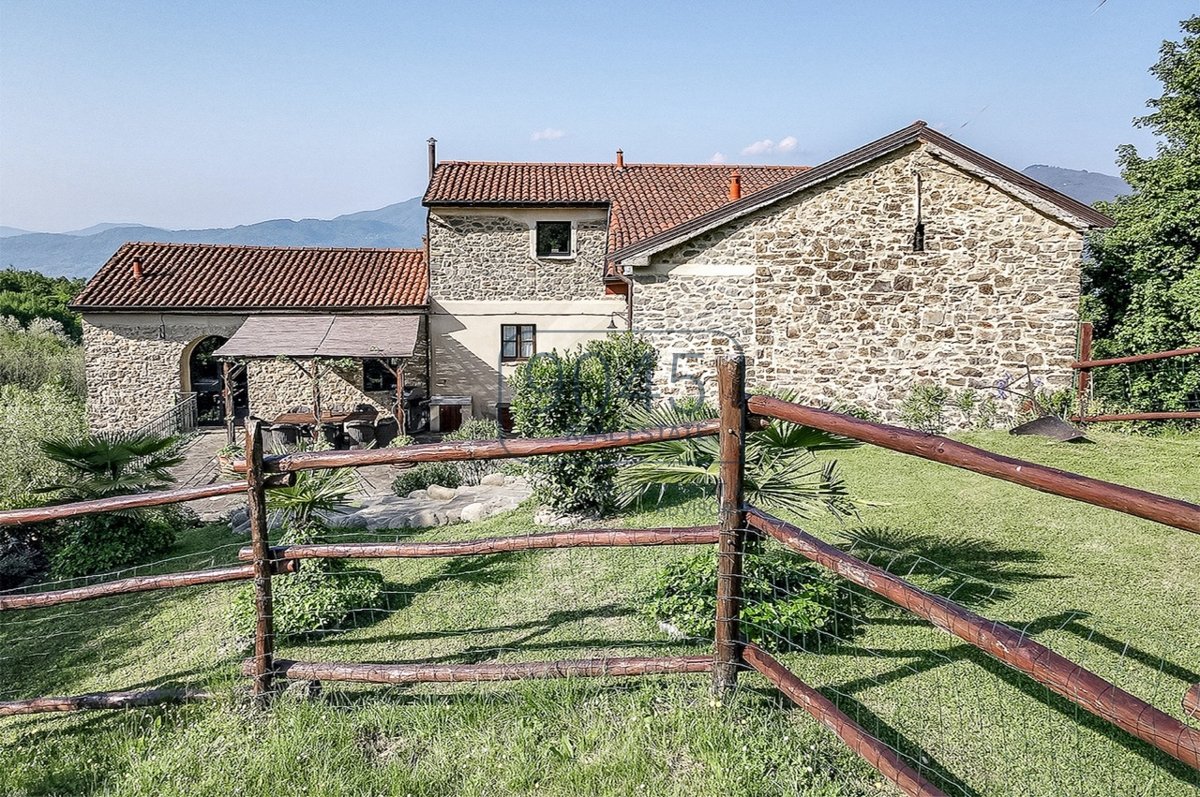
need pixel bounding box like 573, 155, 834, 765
531, 127, 566, 141
708, 152, 727, 164
741, 136, 800, 157
742, 139, 775, 156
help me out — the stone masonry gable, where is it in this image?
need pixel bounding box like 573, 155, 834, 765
427, 210, 608, 302
637, 142, 1084, 419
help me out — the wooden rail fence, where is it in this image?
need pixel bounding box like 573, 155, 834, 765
1072, 321, 1200, 423
1, 356, 1198, 794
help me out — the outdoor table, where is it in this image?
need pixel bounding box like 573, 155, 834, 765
273, 410, 378, 426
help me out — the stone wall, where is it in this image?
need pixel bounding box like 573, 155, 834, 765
428, 208, 608, 301
82, 312, 429, 433
82, 313, 245, 433
637, 143, 1084, 422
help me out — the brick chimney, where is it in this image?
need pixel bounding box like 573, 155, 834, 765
131, 256, 143, 280
728, 170, 742, 201
616, 149, 624, 169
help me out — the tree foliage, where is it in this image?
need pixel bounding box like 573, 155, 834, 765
0, 269, 85, 342
1085, 16, 1200, 411
510, 332, 658, 515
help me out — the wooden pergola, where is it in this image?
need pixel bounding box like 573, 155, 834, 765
213, 314, 419, 442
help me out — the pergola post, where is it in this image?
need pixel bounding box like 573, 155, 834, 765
392, 360, 406, 435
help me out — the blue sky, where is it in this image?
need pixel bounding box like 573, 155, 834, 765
0, 0, 1196, 232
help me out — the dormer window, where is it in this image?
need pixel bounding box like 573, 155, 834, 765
536, 221, 573, 258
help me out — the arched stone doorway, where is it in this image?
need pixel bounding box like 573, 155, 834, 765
186, 336, 248, 427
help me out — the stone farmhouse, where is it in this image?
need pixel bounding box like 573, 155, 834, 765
74, 121, 1112, 434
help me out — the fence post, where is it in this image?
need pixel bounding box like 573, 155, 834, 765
1077, 321, 1093, 418
713, 355, 747, 697
244, 418, 275, 704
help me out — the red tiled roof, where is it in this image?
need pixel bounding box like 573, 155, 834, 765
72, 242, 428, 311
423, 162, 809, 252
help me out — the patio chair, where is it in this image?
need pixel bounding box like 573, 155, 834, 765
270, 423, 302, 449
317, 422, 342, 448
374, 416, 399, 447
343, 419, 375, 450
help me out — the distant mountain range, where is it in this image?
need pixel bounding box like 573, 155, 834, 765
0, 165, 1131, 279
1021, 165, 1130, 207
0, 198, 427, 278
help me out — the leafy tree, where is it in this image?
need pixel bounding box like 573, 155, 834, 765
1085, 16, 1200, 411
0, 269, 85, 342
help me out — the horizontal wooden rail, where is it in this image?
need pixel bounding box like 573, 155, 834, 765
236, 526, 720, 562
0, 482, 244, 527
1071, 346, 1200, 369
744, 645, 947, 797
0, 473, 292, 528
0, 687, 212, 717
747, 395, 1200, 534
746, 509, 1200, 770
234, 421, 721, 474
1072, 412, 1200, 423
249, 655, 713, 684
0, 559, 300, 611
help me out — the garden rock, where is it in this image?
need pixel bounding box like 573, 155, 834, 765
480, 473, 506, 487
426, 484, 457, 501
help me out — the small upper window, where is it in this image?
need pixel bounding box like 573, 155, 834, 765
501, 324, 536, 362
536, 221, 573, 258
363, 360, 396, 392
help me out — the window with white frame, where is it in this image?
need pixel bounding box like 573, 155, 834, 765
535, 221, 573, 258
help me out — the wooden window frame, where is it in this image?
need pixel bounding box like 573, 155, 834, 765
500, 323, 537, 363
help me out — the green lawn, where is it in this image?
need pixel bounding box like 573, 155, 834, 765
1, 430, 1198, 796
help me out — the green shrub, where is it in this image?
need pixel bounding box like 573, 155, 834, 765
0, 315, 84, 395
510, 332, 657, 515
443, 418, 501, 485
392, 462, 461, 497
232, 522, 384, 640
0, 382, 85, 509
899, 383, 949, 434
45, 508, 179, 578
645, 549, 861, 652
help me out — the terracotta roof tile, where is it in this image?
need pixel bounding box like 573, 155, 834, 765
72, 242, 427, 311
423, 162, 809, 252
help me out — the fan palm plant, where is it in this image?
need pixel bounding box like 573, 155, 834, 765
36, 431, 183, 500
616, 398, 860, 519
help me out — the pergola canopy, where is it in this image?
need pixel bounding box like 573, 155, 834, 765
214, 314, 419, 360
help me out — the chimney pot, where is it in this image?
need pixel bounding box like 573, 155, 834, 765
616, 149, 624, 168
427, 137, 437, 179
728, 170, 742, 201
131, 256, 144, 280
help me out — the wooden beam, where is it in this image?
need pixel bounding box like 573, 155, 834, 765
237, 526, 720, 562
249, 655, 713, 684
245, 419, 275, 704
746, 509, 1200, 770
1071, 346, 1200, 369
746, 395, 1200, 534
0, 687, 212, 717
744, 645, 947, 797
0, 560, 299, 611
713, 356, 746, 696
233, 420, 721, 474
